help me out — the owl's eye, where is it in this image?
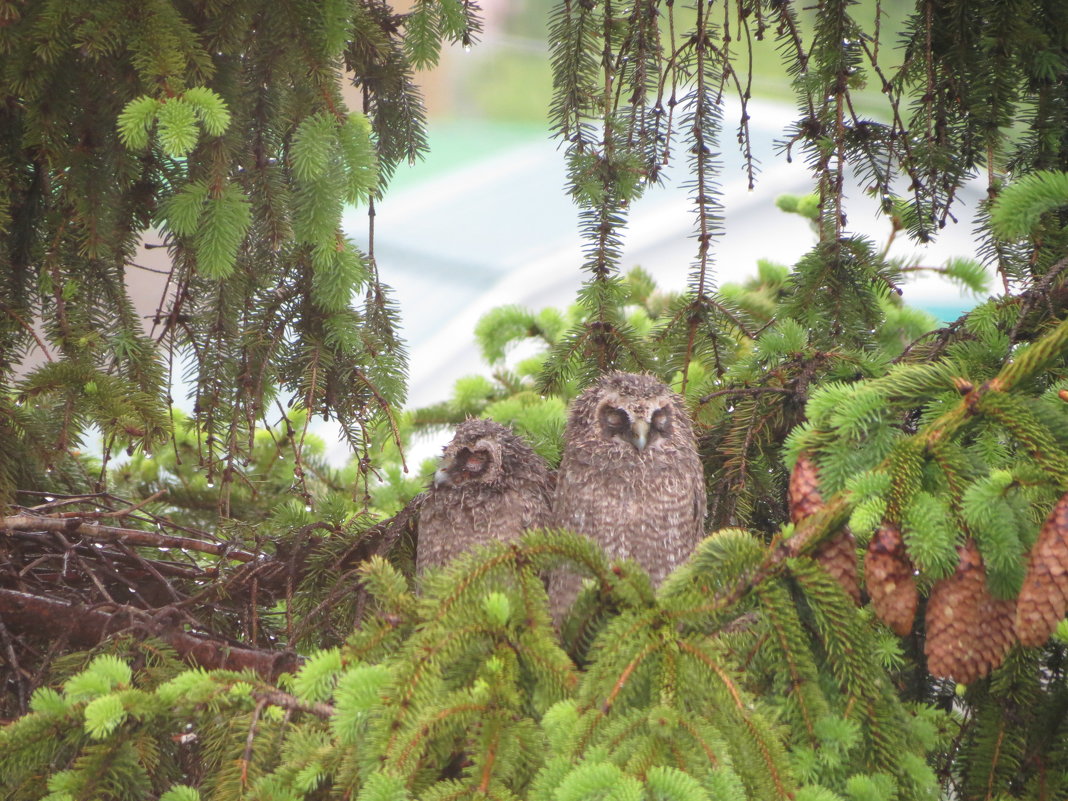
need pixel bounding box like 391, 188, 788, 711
446, 447, 490, 483
603, 408, 628, 430
463, 450, 489, 474
651, 407, 672, 435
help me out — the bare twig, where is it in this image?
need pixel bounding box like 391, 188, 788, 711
698, 386, 793, 405
0, 618, 27, 714
0, 301, 54, 363
252, 689, 334, 719
240, 698, 268, 785
3, 514, 260, 563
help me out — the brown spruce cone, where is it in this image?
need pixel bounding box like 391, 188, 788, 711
865, 523, 918, 636
925, 540, 984, 683
814, 528, 862, 605
1015, 491, 1068, 647
926, 540, 1011, 684
789, 453, 824, 524
788, 453, 860, 604
979, 595, 1017, 676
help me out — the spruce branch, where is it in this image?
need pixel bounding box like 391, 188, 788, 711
0, 301, 54, 363
676, 639, 793, 798
253, 689, 334, 720
754, 580, 824, 742
705, 314, 1068, 627
978, 392, 1068, 487
697, 386, 793, 404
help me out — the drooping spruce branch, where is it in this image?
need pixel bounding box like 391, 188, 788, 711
541, 1, 668, 389
0, 1, 443, 508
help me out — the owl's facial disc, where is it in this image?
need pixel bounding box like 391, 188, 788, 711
600, 403, 673, 451
436, 444, 496, 486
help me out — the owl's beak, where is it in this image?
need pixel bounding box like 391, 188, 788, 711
630, 418, 650, 452
433, 464, 451, 487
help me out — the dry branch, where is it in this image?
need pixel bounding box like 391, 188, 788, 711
2, 513, 259, 563
0, 588, 298, 680
253, 689, 334, 719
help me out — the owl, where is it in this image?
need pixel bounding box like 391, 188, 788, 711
551, 371, 706, 612
416, 418, 554, 573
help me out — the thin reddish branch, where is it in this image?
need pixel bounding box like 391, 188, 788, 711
602, 642, 657, 713
48, 490, 168, 521
479, 725, 499, 793
0, 301, 53, 363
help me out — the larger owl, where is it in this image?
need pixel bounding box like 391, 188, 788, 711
551, 371, 706, 611
416, 418, 554, 573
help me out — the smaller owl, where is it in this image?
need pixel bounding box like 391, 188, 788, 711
416, 418, 554, 573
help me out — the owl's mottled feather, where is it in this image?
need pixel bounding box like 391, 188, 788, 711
551, 371, 706, 615
416, 418, 554, 573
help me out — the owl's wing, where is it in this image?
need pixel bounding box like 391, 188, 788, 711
338, 492, 423, 571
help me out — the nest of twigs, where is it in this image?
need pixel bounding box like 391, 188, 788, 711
0, 491, 418, 719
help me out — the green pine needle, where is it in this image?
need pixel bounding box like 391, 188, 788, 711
155, 98, 200, 157
182, 86, 231, 137
990, 170, 1068, 239
116, 95, 161, 150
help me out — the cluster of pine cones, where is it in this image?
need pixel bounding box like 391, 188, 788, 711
790, 454, 1068, 684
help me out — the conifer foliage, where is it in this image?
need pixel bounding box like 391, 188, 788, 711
0, 0, 435, 504
6, 2, 1068, 801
